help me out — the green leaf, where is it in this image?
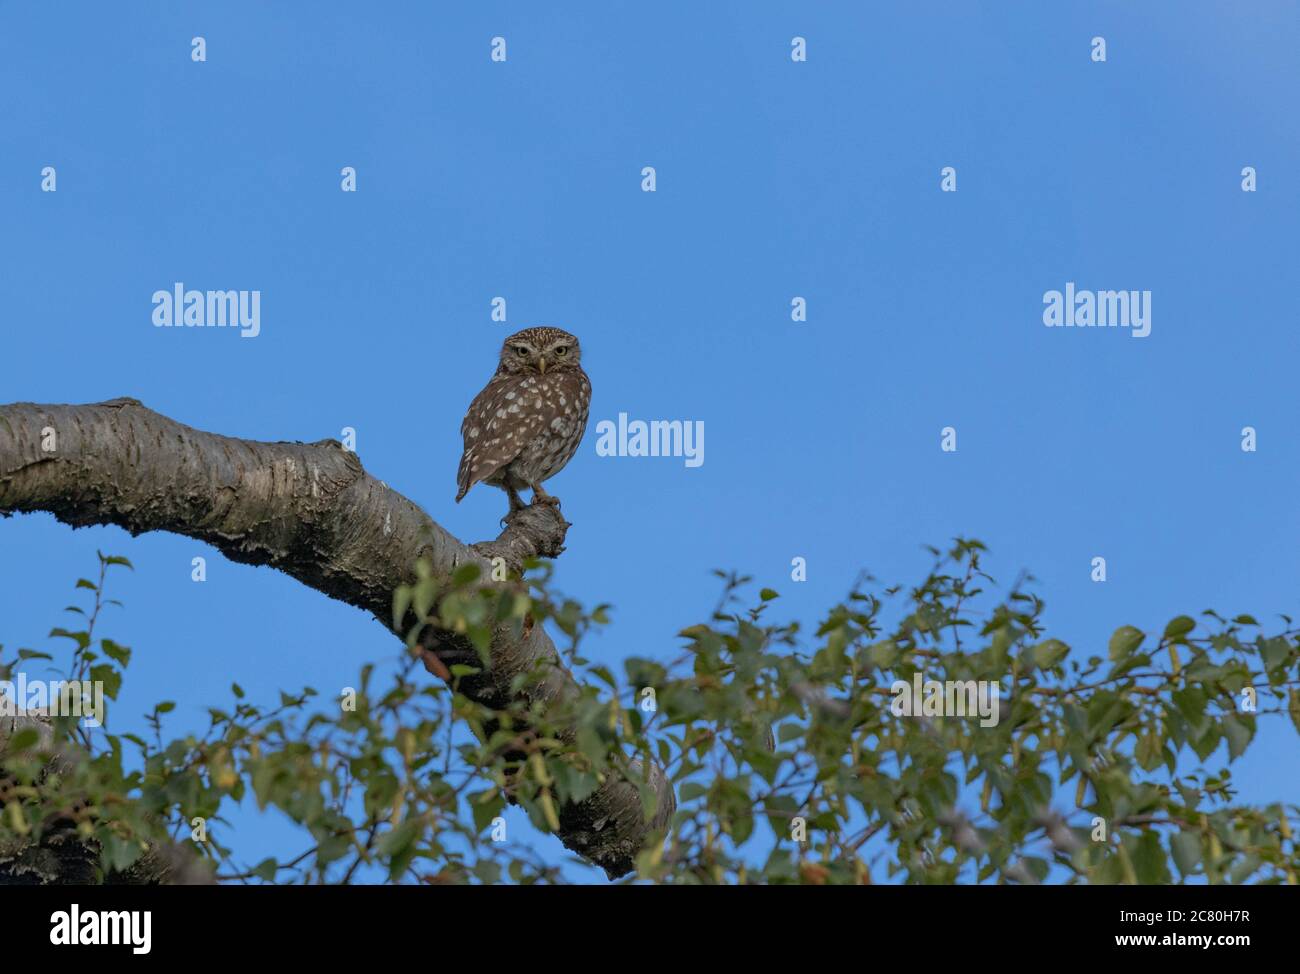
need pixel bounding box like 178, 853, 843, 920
1171, 832, 1201, 877
378, 820, 422, 880
100, 639, 131, 667
89, 664, 122, 701
1130, 830, 1172, 884
451, 563, 482, 588
1163, 616, 1195, 641
1108, 626, 1145, 661
412, 577, 438, 621
48, 627, 90, 649
1170, 687, 1208, 730
679, 782, 708, 802
1221, 714, 1253, 760
1228, 853, 1262, 885
1135, 732, 1163, 772
3, 728, 40, 752
1033, 639, 1070, 669
1258, 636, 1291, 674
868, 641, 899, 669
730, 810, 755, 844
759, 588, 779, 602
392, 585, 412, 629
1191, 726, 1220, 761
99, 834, 141, 873
470, 790, 505, 834
777, 723, 804, 743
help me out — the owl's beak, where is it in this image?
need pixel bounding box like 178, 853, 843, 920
536, 357, 547, 375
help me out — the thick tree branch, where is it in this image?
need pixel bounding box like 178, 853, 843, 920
0, 398, 673, 880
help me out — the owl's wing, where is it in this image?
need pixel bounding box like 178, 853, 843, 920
455, 374, 548, 501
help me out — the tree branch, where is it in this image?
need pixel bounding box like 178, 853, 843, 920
0, 398, 673, 880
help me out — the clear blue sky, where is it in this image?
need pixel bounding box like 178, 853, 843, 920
1, 2, 1297, 880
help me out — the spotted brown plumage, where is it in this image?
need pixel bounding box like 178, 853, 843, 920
456, 326, 591, 513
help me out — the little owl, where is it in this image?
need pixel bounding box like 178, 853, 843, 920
456, 326, 591, 514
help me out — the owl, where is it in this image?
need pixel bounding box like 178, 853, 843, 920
456, 326, 592, 514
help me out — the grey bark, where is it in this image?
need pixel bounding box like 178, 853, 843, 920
0, 398, 674, 881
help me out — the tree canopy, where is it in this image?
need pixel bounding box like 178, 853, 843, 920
3, 539, 1297, 885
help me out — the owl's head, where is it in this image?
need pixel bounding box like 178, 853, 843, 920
497, 326, 582, 376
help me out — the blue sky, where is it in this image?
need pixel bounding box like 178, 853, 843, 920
1, 2, 1297, 880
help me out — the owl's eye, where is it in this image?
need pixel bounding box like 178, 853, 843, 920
553, 345, 568, 357
513, 346, 529, 357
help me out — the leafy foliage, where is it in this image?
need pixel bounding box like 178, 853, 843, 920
2, 540, 1298, 884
